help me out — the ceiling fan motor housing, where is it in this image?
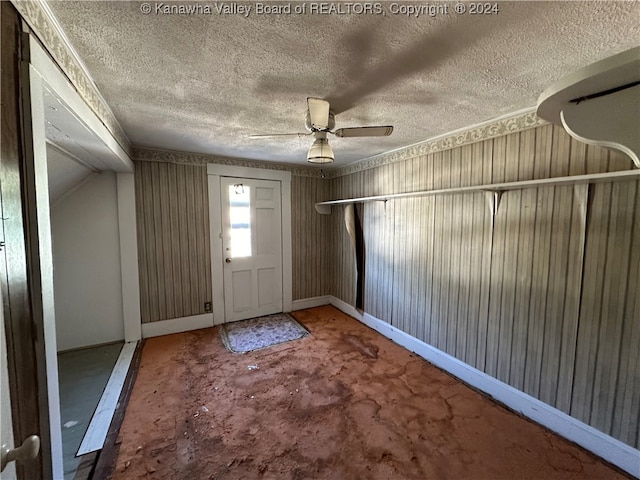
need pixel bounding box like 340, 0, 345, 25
305, 109, 335, 132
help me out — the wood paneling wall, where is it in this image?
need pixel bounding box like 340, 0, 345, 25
135, 162, 211, 323
134, 162, 331, 323
328, 124, 640, 448
291, 175, 332, 300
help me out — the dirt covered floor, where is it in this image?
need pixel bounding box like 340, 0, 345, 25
111, 306, 629, 479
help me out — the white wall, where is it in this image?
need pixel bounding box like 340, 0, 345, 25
50, 171, 124, 351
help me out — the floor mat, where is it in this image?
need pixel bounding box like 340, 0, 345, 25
220, 312, 309, 353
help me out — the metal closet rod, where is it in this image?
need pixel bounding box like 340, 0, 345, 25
314, 168, 640, 214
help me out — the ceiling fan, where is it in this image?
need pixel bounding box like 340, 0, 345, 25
249, 98, 393, 164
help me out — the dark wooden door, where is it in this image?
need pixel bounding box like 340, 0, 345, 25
1, 3, 52, 478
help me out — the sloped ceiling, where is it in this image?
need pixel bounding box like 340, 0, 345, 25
46, 1, 640, 168
46, 145, 93, 205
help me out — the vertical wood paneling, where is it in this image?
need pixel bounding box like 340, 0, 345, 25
198, 168, 212, 305
572, 182, 611, 421
391, 161, 403, 327
555, 183, 587, 413
134, 166, 150, 323
447, 148, 462, 355
539, 130, 573, 406
391, 195, 406, 330
539, 186, 572, 406
135, 162, 211, 323
495, 133, 521, 383
291, 175, 330, 301
175, 163, 188, 315
589, 180, 636, 434
573, 176, 638, 443
430, 151, 444, 347
158, 163, 173, 319
187, 166, 200, 312
455, 152, 471, 361
509, 128, 536, 390
439, 150, 454, 351
464, 142, 485, 367
523, 125, 554, 397
408, 158, 423, 338
328, 123, 639, 449
419, 158, 430, 342
375, 166, 386, 320
611, 184, 639, 445
142, 163, 159, 322
166, 164, 182, 318
363, 201, 377, 316
150, 163, 167, 320
486, 136, 507, 376
475, 140, 494, 371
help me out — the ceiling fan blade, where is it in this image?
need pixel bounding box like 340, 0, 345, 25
249, 133, 310, 139
307, 97, 331, 130
333, 126, 393, 138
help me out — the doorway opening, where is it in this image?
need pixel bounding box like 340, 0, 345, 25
2, 30, 140, 478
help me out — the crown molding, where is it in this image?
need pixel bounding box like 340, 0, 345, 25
132, 147, 327, 178
132, 109, 546, 180
335, 108, 547, 177
12, 0, 131, 155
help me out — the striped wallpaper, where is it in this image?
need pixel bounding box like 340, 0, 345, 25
134, 162, 331, 323
134, 162, 211, 323
328, 124, 639, 449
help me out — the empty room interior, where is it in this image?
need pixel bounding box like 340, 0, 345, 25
1, 1, 639, 479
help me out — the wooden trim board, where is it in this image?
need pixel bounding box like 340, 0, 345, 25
141, 313, 214, 338
291, 296, 331, 311
329, 296, 363, 321
91, 339, 144, 479
315, 168, 640, 213
77, 341, 137, 455
117, 173, 142, 342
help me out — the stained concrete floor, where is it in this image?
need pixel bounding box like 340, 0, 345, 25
111, 306, 630, 479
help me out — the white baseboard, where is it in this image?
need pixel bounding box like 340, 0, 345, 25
327, 296, 640, 479
291, 296, 331, 311
329, 296, 363, 321
77, 341, 137, 455
141, 313, 214, 338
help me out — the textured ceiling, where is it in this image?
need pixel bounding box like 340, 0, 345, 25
47, 1, 640, 168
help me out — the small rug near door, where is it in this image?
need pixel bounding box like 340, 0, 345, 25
220, 313, 310, 354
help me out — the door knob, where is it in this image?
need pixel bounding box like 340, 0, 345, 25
225, 258, 231, 263
1, 435, 40, 471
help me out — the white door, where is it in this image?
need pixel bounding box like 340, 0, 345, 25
221, 177, 283, 322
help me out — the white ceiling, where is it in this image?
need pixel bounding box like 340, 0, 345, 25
46, 144, 94, 205
46, 1, 640, 168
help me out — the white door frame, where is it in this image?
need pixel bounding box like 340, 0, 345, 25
207, 164, 292, 325
24, 34, 140, 478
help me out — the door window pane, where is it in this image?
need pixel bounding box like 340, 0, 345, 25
229, 184, 251, 257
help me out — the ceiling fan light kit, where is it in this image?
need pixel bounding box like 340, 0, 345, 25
250, 97, 394, 165
307, 136, 334, 163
